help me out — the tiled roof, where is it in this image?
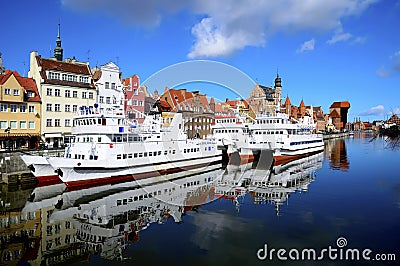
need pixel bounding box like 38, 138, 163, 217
330, 101, 350, 108
92, 70, 102, 81
1, 70, 41, 102
36, 56, 94, 88
284, 96, 291, 106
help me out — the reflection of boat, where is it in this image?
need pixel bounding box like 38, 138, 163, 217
21, 183, 66, 215
49, 166, 223, 260
248, 152, 323, 215
43, 110, 221, 188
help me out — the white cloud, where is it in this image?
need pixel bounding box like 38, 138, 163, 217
62, 0, 380, 57
327, 28, 353, 45
376, 66, 391, 78
377, 50, 400, 78
297, 39, 315, 53
359, 105, 385, 116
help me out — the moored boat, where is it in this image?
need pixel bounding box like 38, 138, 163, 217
46, 108, 222, 188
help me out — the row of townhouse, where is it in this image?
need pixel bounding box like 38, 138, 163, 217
0, 26, 126, 150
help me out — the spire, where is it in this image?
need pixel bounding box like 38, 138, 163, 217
300, 98, 305, 107
54, 22, 63, 61
0, 52, 5, 74
274, 70, 282, 88
284, 95, 291, 106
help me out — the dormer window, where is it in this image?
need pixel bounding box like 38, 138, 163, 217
48, 72, 60, 80
27, 91, 35, 98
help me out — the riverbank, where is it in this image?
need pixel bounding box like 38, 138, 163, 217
322, 132, 350, 140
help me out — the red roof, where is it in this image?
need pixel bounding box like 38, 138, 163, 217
92, 70, 102, 81
300, 99, 305, 107
36, 56, 94, 88
284, 96, 291, 106
0, 70, 41, 102
330, 101, 350, 108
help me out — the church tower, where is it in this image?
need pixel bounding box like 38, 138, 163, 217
54, 23, 63, 61
274, 72, 282, 107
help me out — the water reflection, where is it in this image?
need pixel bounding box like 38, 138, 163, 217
324, 138, 349, 171
0, 152, 323, 264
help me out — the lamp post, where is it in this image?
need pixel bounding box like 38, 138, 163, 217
4, 127, 10, 150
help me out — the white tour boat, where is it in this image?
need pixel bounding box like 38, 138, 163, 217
20, 153, 61, 184
250, 112, 324, 166
45, 108, 222, 188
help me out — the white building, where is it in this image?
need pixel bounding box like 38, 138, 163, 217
92, 62, 124, 113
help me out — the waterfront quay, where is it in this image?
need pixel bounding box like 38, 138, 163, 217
0, 149, 63, 185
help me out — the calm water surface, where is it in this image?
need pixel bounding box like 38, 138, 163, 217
1, 134, 399, 265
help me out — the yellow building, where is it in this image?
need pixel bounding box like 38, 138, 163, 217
28, 25, 96, 148
0, 70, 41, 150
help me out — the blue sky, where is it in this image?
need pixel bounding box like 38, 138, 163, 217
1, 0, 399, 121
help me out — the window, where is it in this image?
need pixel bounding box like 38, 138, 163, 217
46, 119, 52, 127
0, 121, 7, 129
133, 88, 138, 95
27, 91, 34, 98
82, 92, 87, 99
106, 97, 111, 104
20, 105, 27, 113
65, 104, 70, 112
133, 100, 138, 106
10, 104, 17, 113
79, 76, 89, 83
111, 83, 115, 90
65, 119, 70, 127
46, 104, 52, 111
10, 121, 17, 129
105, 82, 109, 89
54, 89, 61, 96
4, 88, 10, 95
55, 119, 61, 127
72, 105, 77, 112
46, 88, 52, 96
73, 91, 77, 98
99, 96, 104, 103
65, 90, 70, 97
13, 89, 20, 96
62, 74, 67, 80
113, 97, 117, 104
20, 121, 27, 129
55, 104, 61, 112
28, 106, 35, 113
139, 101, 143, 106
1, 104, 8, 112
49, 72, 60, 80
89, 92, 93, 99
28, 121, 35, 129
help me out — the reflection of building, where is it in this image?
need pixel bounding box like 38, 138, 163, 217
0, 70, 41, 149
325, 139, 349, 171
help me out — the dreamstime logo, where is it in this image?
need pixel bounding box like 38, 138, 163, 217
257, 237, 397, 262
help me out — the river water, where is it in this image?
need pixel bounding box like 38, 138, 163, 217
1, 133, 399, 265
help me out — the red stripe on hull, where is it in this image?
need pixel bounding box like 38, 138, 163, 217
273, 150, 322, 166
65, 160, 222, 189
239, 154, 254, 165
37, 175, 63, 186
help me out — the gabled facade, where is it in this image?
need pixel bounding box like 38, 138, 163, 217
123, 74, 155, 124
159, 88, 213, 138
0, 70, 41, 150
248, 74, 282, 115
29, 51, 96, 147
92, 62, 124, 113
